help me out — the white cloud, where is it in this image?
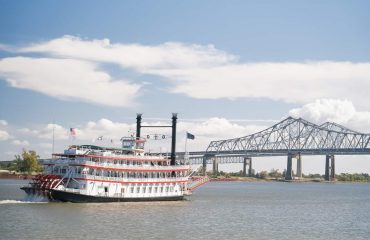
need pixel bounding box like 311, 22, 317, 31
0, 130, 9, 141
149, 61, 370, 107
77, 118, 133, 142
18, 124, 71, 140
3, 35, 369, 109
39, 143, 52, 149
19, 35, 236, 70
0, 120, 7, 126
17, 128, 38, 135
289, 99, 356, 124
38, 123, 69, 140
0, 57, 141, 107
289, 99, 370, 132
12, 139, 30, 146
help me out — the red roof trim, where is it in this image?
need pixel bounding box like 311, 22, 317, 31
52, 154, 168, 162
69, 164, 190, 172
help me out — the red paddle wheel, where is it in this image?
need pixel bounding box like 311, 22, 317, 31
29, 174, 62, 198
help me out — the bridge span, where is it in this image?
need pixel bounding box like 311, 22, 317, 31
178, 117, 370, 181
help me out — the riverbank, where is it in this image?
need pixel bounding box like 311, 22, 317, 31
0, 171, 33, 180
210, 176, 321, 182
209, 176, 370, 183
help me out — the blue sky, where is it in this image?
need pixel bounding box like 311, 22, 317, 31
1, 0, 370, 173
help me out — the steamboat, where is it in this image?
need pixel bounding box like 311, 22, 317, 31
21, 114, 209, 202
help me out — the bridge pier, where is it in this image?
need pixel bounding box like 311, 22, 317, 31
243, 157, 252, 177
296, 153, 302, 179
212, 158, 219, 176
331, 156, 335, 180
325, 155, 335, 181
285, 154, 293, 180
202, 156, 207, 176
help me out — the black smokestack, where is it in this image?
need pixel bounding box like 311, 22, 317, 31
136, 113, 142, 139
170, 113, 177, 165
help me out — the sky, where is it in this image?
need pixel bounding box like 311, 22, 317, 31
1, 0, 370, 174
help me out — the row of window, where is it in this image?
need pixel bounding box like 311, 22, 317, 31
86, 158, 170, 166
129, 185, 175, 194
89, 169, 187, 178
50, 166, 187, 178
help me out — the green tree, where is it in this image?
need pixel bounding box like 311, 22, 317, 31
269, 168, 282, 178
258, 171, 269, 179
14, 149, 42, 174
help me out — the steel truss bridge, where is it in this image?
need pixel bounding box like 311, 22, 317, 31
178, 117, 370, 180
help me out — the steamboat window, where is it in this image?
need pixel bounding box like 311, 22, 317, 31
154, 187, 158, 193
130, 187, 134, 193
143, 187, 146, 193
136, 187, 140, 193
148, 187, 152, 193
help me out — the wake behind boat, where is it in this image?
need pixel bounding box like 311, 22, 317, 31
21, 114, 209, 203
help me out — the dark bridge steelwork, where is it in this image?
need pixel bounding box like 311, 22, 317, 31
205, 117, 370, 156
181, 117, 370, 181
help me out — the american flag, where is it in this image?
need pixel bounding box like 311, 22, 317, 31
70, 128, 77, 137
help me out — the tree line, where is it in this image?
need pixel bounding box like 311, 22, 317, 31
0, 149, 42, 174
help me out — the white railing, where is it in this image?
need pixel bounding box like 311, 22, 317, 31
42, 158, 190, 171
188, 176, 210, 191
83, 160, 190, 171
69, 173, 189, 183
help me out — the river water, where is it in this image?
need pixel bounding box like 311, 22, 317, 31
0, 179, 369, 240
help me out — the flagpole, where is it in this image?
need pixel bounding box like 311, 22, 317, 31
185, 132, 188, 162
52, 119, 55, 155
